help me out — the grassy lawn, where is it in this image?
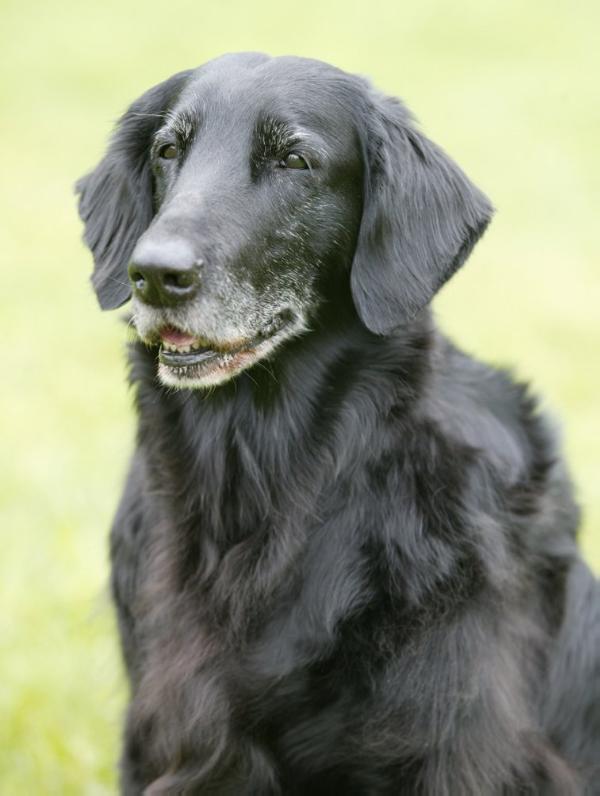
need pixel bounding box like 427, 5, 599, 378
1, 0, 598, 791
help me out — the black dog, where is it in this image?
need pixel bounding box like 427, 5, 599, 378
77, 53, 600, 794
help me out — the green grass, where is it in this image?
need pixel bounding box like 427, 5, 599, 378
1, 0, 598, 790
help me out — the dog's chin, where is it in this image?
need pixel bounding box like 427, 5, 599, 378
140, 311, 302, 389
158, 336, 283, 389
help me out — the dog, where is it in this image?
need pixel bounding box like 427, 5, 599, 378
76, 53, 600, 794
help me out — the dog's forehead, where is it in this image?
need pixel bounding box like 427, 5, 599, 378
174, 54, 361, 140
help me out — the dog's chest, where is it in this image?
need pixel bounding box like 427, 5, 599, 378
125, 494, 373, 763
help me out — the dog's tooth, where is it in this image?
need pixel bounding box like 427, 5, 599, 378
191, 341, 201, 350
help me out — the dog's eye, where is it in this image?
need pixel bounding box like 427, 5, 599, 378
280, 153, 309, 170
158, 143, 178, 160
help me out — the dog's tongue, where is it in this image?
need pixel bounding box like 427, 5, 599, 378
160, 326, 197, 347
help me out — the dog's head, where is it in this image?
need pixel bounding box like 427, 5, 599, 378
77, 53, 492, 388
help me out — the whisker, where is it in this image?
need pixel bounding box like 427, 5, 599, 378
256, 360, 279, 385
126, 111, 169, 120
102, 274, 132, 289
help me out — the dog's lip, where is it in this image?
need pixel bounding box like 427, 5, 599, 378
160, 326, 198, 350
157, 325, 221, 362
156, 312, 293, 369
158, 334, 259, 368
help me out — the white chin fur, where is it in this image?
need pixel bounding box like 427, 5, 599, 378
158, 361, 242, 389
151, 316, 308, 390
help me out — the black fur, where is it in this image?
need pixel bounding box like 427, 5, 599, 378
76, 54, 600, 794
77, 70, 192, 310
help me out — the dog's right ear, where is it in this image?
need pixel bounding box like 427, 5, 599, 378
75, 71, 192, 310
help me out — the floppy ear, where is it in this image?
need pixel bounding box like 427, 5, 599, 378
351, 93, 493, 334
76, 70, 192, 309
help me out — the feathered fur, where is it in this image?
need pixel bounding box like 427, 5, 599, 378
76, 54, 600, 794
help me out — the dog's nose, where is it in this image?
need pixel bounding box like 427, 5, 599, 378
128, 237, 202, 307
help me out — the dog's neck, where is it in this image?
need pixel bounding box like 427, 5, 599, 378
129, 309, 434, 542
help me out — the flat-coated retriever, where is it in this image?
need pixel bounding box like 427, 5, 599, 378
76, 53, 600, 795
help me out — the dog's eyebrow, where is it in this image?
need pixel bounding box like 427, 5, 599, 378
160, 108, 198, 141
257, 115, 294, 145
254, 114, 324, 157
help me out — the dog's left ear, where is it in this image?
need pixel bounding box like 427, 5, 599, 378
76, 70, 191, 310
351, 93, 493, 334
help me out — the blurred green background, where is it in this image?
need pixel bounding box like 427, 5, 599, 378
1, 0, 598, 791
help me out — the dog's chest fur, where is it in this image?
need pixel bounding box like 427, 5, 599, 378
110, 320, 580, 791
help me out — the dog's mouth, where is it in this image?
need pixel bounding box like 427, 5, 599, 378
153, 311, 296, 388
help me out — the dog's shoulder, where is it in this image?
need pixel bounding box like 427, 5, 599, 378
422, 333, 574, 505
